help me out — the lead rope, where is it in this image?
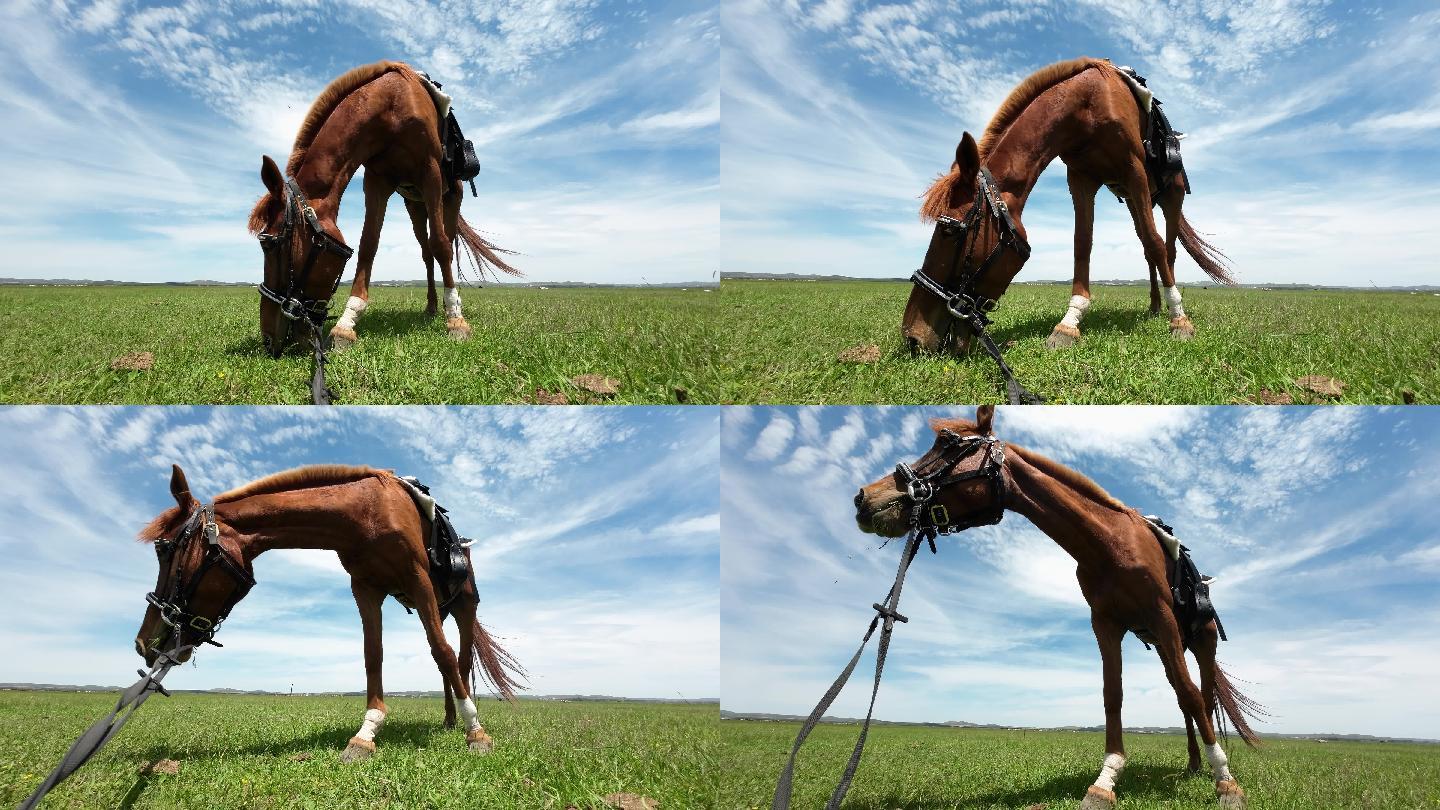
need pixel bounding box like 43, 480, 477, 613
772, 530, 929, 810
308, 317, 333, 406
18, 638, 195, 810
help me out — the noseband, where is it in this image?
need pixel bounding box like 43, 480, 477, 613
146, 504, 255, 646
255, 177, 353, 404
909, 168, 1043, 405
893, 429, 1007, 541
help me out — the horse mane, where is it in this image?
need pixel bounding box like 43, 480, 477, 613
921, 57, 1116, 222
929, 417, 1127, 511
215, 465, 390, 503
137, 505, 185, 543
247, 60, 418, 234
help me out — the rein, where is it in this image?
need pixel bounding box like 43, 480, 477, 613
773, 432, 1006, 809
257, 177, 354, 405
909, 167, 1043, 405
19, 506, 253, 809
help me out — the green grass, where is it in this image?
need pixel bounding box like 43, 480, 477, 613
720, 719, 1440, 809
0, 285, 721, 404
718, 280, 1440, 404
0, 691, 717, 809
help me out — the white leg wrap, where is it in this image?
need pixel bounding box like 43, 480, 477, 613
1205, 742, 1233, 783
1165, 285, 1185, 318
444, 287, 462, 320
1094, 752, 1126, 791
355, 707, 386, 742
1060, 294, 1090, 328
335, 296, 367, 331
458, 696, 481, 732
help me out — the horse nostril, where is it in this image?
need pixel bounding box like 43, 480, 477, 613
854, 491, 869, 514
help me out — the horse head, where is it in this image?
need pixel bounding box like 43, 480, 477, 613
251, 155, 353, 358
134, 464, 255, 667
903, 132, 1028, 356
854, 405, 1000, 537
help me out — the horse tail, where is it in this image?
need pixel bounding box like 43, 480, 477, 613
454, 213, 521, 281
468, 616, 527, 703
1211, 661, 1265, 748
1177, 213, 1236, 285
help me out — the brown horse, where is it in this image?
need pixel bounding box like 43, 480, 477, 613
903, 58, 1233, 356
133, 464, 525, 762
248, 61, 518, 357
854, 406, 1260, 809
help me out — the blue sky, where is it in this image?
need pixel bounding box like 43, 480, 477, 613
723, 1, 1440, 288
722, 406, 1440, 739
0, 0, 716, 284
0, 406, 718, 699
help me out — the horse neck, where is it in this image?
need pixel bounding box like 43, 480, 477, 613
982, 95, 1074, 221
999, 451, 1129, 569
290, 113, 372, 221
214, 487, 369, 563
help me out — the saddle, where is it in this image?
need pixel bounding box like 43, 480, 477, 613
1137, 515, 1226, 648
1110, 65, 1190, 202
394, 475, 475, 616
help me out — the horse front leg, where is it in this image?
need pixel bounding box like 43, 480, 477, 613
1050, 165, 1100, 350
330, 172, 393, 350
342, 579, 389, 763
1081, 614, 1128, 809
404, 198, 439, 317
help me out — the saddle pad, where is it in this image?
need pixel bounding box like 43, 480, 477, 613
1114, 65, 1153, 115
396, 475, 436, 521
1143, 515, 1180, 561
416, 72, 452, 123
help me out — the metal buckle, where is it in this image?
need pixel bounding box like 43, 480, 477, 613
936, 215, 968, 239
279, 297, 308, 322
189, 615, 213, 632
929, 504, 950, 526
203, 521, 219, 545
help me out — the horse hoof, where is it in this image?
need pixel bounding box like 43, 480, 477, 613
1169, 316, 1195, 340
329, 327, 357, 350
466, 727, 493, 754
340, 737, 375, 763
1046, 324, 1080, 350
1148, 305, 1163, 318
1216, 780, 1246, 809
1078, 785, 1116, 810
444, 716, 457, 730
426, 303, 438, 317
446, 317, 471, 342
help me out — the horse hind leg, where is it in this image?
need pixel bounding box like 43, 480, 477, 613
404, 199, 438, 317
1123, 170, 1192, 339
1049, 165, 1100, 350
1154, 616, 1246, 808
410, 578, 491, 753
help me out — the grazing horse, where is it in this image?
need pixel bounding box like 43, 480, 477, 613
133, 464, 525, 761
903, 58, 1234, 356
248, 60, 518, 358
853, 406, 1260, 809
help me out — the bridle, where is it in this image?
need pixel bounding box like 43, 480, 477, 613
909, 167, 1043, 405
893, 428, 1007, 542
775, 430, 1010, 809
145, 504, 256, 648
256, 177, 353, 404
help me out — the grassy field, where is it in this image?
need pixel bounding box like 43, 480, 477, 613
718, 280, 1440, 404
721, 719, 1440, 809
0, 691, 717, 809
0, 285, 720, 404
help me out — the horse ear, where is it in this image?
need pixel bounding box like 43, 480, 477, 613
170, 464, 194, 508
260, 155, 284, 198
975, 405, 995, 434
955, 132, 980, 178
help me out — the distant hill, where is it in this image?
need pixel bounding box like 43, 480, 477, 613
719, 710, 1439, 744
719, 272, 1440, 292
0, 683, 714, 704
0, 278, 717, 289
